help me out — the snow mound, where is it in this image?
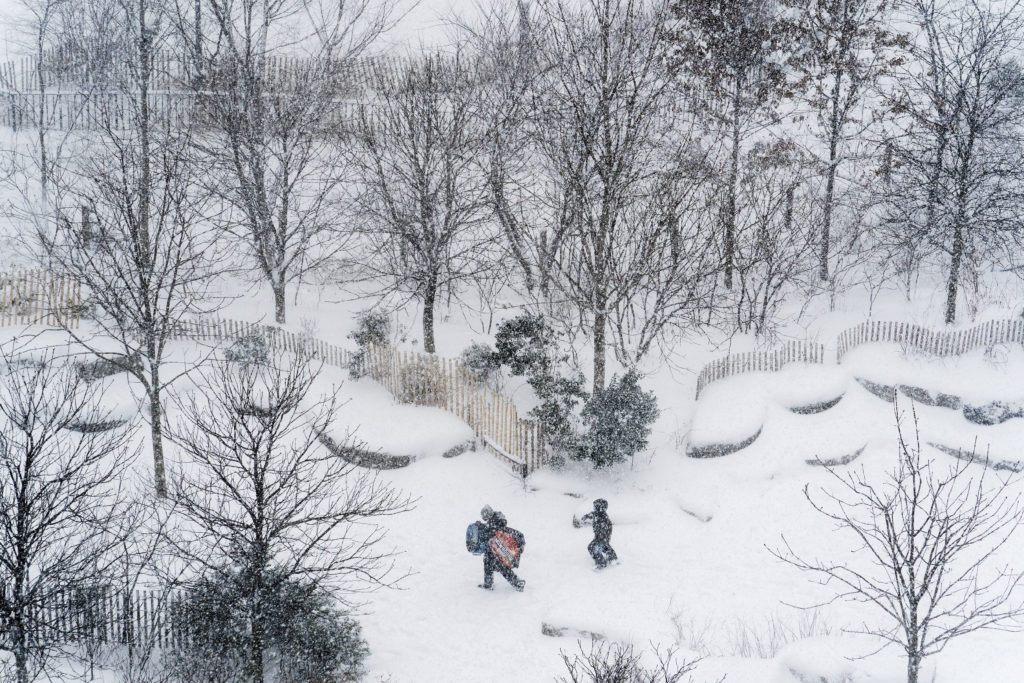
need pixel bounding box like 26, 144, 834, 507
330, 376, 476, 460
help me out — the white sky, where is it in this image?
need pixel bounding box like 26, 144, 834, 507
0, 0, 487, 60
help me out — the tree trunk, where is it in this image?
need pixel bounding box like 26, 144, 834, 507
593, 306, 606, 395
194, 0, 203, 85
138, 0, 152, 257
820, 69, 845, 281
820, 136, 838, 280
273, 283, 286, 325
150, 396, 167, 497
149, 361, 167, 497
725, 93, 741, 290
13, 615, 28, 683
907, 650, 921, 683
251, 601, 266, 683
422, 271, 437, 354
12, 568, 28, 682
945, 210, 965, 324
37, 29, 48, 213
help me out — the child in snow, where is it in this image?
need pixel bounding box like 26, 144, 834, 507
581, 498, 617, 569
479, 511, 526, 592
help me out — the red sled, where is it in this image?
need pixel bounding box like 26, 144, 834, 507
488, 529, 523, 568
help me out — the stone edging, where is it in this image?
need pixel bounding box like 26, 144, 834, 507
788, 394, 843, 414
805, 444, 866, 467
686, 426, 762, 459
928, 442, 1024, 473
317, 432, 414, 470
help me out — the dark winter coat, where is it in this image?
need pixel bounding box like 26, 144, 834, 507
584, 510, 613, 545
484, 517, 525, 566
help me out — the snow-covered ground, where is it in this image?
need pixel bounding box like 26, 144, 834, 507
347, 351, 1024, 682
4, 274, 1022, 682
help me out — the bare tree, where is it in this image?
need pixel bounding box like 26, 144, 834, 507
781, 0, 907, 281
460, 1, 550, 296
558, 640, 707, 683
727, 138, 817, 336
40, 0, 223, 498
0, 0, 112, 263
168, 349, 413, 683
0, 343, 137, 683
666, 0, 789, 291
189, 0, 391, 324
886, 0, 1024, 323
772, 400, 1024, 683
348, 53, 495, 354
526, 0, 702, 393
463, 1, 720, 380
2, 0, 67, 212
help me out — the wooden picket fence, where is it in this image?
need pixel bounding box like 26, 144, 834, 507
363, 343, 545, 475
0, 268, 83, 328
0, 586, 187, 649
168, 317, 355, 368
696, 318, 1024, 398
1, 50, 493, 98
0, 91, 373, 132
695, 341, 826, 399
166, 321, 543, 474
836, 318, 1024, 362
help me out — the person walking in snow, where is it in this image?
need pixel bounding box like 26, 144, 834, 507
581, 498, 617, 569
479, 510, 526, 592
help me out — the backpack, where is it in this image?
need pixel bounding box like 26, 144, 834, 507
488, 528, 524, 568
466, 522, 486, 555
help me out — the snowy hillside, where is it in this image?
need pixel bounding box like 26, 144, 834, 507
1, 277, 1019, 682
1, 0, 1024, 680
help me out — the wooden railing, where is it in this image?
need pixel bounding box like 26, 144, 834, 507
168, 317, 355, 368
0, 268, 82, 328
1, 51, 493, 96
167, 320, 544, 475
0, 585, 185, 649
363, 344, 544, 475
695, 341, 826, 398
1, 91, 371, 132
696, 318, 1024, 398
836, 318, 1024, 362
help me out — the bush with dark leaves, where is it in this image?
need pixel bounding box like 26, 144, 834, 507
460, 342, 501, 384
493, 313, 558, 376
224, 333, 270, 365
167, 568, 368, 683
530, 370, 588, 456
348, 311, 391, 379
577, 371, 659, 467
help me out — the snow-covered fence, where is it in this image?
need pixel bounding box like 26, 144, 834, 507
696, 318, 1024, 398
694, 341, 826, 399
165, 320, 544, 474
0, 268, 82, 328
363, 343, 545, 476
836, 319, 1024, 362
0, 91, 369, 132
0, 584, 186, 649
1, 92, 196, 131
2, 50, 494, 98
168, 318, 355, 368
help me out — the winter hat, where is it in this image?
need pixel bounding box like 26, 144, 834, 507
594, 498, 608, 512
481, 505, 494, 521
